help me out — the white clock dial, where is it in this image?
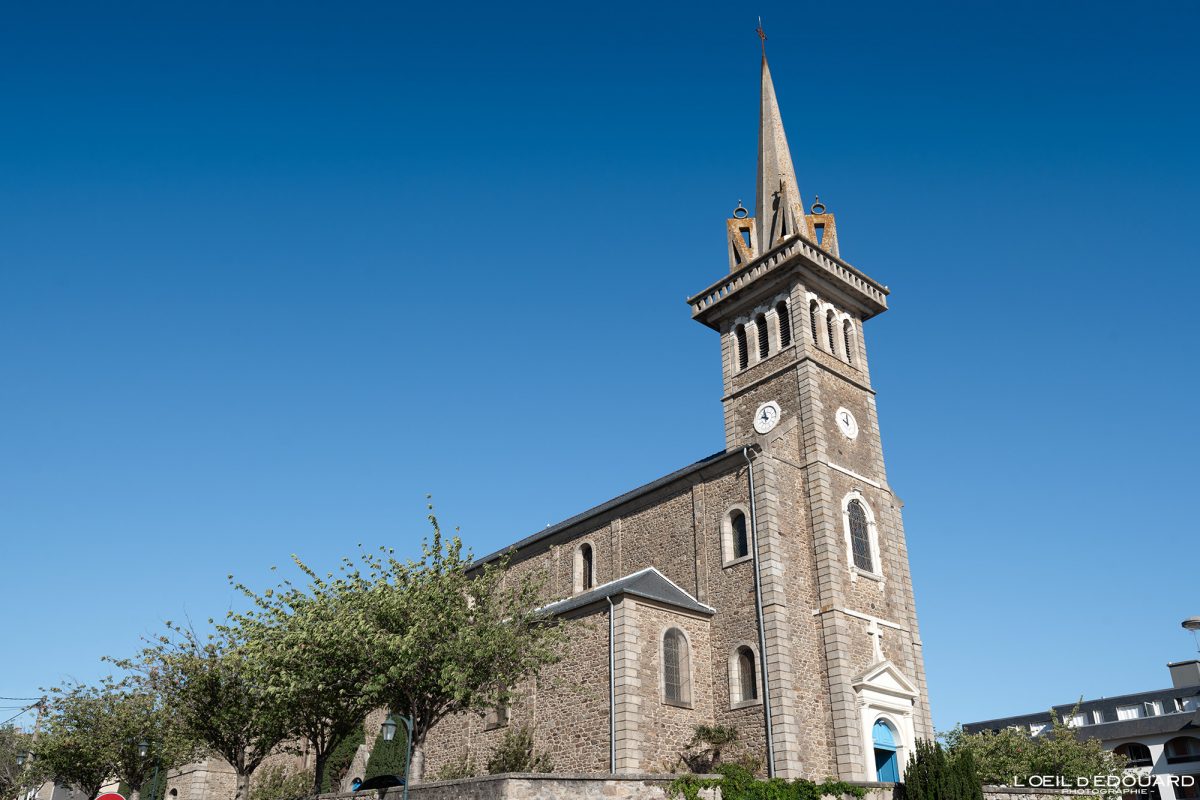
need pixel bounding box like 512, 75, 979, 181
835, 407, 859, 440
753, 401, 782, 434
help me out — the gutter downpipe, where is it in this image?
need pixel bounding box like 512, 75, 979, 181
743, 445, 776, 778
607, 595, 617, 773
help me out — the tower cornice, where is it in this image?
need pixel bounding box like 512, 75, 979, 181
688, 233, 889, 330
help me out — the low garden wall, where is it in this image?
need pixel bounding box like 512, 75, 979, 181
318, 774, 1082, 800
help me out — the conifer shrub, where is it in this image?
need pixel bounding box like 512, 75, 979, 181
364, 728, 409, 780
321, 726, 366, 792
895, 739, 982, 800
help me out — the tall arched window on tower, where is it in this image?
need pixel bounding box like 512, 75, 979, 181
826, 309, 838, 355
756, 313, 769, 359
777, 301, 792, 347
848, 499, 875, 573
809, 300, 820, 346
662, 628, 692, 706
731, 510, 749, 560
735, 325, 749, 371
843, 319, 855, 365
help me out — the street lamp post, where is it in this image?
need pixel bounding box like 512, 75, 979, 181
136, 740, 160, 800
1183, 617, 1200, 654
380, 714, 413, 800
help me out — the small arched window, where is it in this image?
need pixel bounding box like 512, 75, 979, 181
756, 314, 769, 359
776, 301, 792, 348
662, 628, 691, 706
1165, 736, 1200, 764
731, 510, 749, 560
848, 499, 874, 573
809, 300, 820, 345
843, 319, 855, 365
735, 646, 757, 702
1114, 742, 1153, 768
580, 543, 594, 590
574, 543, 596, 593
735, 325, 749, 371
826, 310, 838, 354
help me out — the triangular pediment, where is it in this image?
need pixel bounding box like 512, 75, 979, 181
853, 660, 919, 699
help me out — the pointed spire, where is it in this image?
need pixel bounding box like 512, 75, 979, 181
755, 53, 807, 254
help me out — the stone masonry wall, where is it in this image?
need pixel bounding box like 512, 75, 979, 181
422, 613, 610, 778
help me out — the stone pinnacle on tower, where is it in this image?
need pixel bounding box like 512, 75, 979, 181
755, 28, 807, 254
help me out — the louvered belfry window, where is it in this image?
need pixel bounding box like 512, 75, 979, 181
663, 628, 690, 705
843, 320, 854, 365
756, 314, 769, 359
809, 301, 820, 345
826, 310, 838, 355
848, 500, 874, 572
735, 325, 749, 370
777, 301, 792, 347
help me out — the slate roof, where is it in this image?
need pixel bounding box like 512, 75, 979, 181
964, 684, 1200, 742
471, 449, 741, 568
538, 567, 716, 618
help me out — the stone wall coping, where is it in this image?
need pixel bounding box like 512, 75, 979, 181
316, 774, 717, 800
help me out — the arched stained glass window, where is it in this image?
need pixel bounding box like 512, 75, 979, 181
663, 628, 691, 705
849, 500, 874, 572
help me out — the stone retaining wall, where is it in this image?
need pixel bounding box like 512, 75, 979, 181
319, 775, 1081, 800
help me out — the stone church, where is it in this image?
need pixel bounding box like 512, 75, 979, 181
422, 50, 933, 783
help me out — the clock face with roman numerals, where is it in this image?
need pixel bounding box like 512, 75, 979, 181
835, 407, 859, 440
753, 401, 781, 434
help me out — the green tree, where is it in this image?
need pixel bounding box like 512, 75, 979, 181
943, 707, 1127, 792
119, 625, 292, 800
318, 506, 565, 781
230, 561, 381, 795
1, 725, 38, 800
32, 680, 193, 800
364, 730, 408, 780
485, 727, 552, 775
92, 679, 196, 800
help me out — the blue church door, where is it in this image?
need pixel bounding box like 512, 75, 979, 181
873, 720, 900, 782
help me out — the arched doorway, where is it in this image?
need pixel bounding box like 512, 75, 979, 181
873, 719, 900, 782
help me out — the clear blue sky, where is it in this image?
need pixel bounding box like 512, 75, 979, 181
2, 1, 1197, 733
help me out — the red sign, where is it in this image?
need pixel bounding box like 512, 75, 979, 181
97, 793, 125, 800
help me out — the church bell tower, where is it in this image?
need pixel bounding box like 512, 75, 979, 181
687, 48, 933, 781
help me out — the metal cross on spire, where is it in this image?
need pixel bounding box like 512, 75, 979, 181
756, 17, 767, 57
